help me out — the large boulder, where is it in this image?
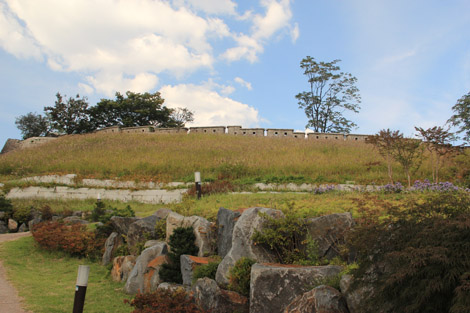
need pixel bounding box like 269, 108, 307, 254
339, 274, 375, 313
124, 242, 168, 294
154, 208, 172, 219
166, 212, 215, 257
28, 217, 42, 231
8, 218, 18, 231
250, 263, 343, 313
180, 255, 217, 286
102, 232, 123, 266
110, 216, 138, 235
111, 255, 137, 282
216, 207, 241, 258
192, 278, 249, 313
63, 216, 89, 224
305, 212, 354, 260
18, 223, 28, 232
215, 207, 284, 287
127, 215, 159, 255
284, 285, 349, 313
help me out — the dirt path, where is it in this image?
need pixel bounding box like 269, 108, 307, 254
0, 232, 32, 313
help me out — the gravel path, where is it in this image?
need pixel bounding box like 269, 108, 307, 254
0, 232, 33, 313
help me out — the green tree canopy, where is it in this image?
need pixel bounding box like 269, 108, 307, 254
15, 112, 50, 139
44, 93, 91, 134
296, 56, 361, 133
88, 91, 175, 129
447, 91, 470, 143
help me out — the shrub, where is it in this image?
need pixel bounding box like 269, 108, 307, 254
0, 193, 13, 221
32, 220, 105, 258
12, 206, 33, 225
90, 201, 135, 224
228, 257, 256, 297
186, 180, 235, 197
348, 192, 470, 313
39, 205, 53, 220
252, 213, 309, 264
125, 288, 209, 313
192, 260, 220, 284
159, 227, 198, 284
154, 219, 166, 239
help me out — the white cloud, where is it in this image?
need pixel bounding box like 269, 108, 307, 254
160, 83, 260, 127
234, 77, 252, 90
0, 2, 42, 60
0, 0, 295, 95
290, 23, 299, 42
174, 0, 237, 15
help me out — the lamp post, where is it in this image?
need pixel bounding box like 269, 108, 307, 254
195, 172, 201, 199
73, 265, 89, 313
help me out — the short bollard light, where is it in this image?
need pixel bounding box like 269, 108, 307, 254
73, 265, 89, 313
195, 171, 202, 199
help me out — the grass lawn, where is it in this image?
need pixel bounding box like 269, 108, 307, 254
0, 236, 132, 313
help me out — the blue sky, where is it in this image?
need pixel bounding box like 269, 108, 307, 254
1, 0, 469, 146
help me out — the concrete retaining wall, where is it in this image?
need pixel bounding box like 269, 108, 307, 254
6, 186, 186, 204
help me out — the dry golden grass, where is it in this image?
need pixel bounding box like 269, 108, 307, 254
0, 132, 441, 184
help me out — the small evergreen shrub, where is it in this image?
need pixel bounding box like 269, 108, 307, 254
90, 201, 135, 224
32, 220, 105, 258
125, 288, 209, 313
39, 205, 53, 220
252, 213, 309, 264
159, 226, 199, 284
154, 219, 166, 239
12, 206, 33, 225
0, 193, 13, 221
228, 257, 256, 296
192, 260, 220, 284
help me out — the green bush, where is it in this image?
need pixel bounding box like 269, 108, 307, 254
159, 227, 199, 284
251, 213, 309, 264
154, 219, 166, 239
228, 257, 256, 297
90, 201, 135, 224
192, 260, 220, 284
349, 192, 470, 313
0, 193, 13, 221
12, 206, 33, 225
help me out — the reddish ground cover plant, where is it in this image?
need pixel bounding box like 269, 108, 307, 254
32, 221, 104, 258
125, 288, 209, 313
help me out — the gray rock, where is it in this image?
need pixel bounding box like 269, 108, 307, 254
0, 211, 5, 219
63, 216, 89, 224
180, 255, 216, 286
340, 274, 372, 313
215, 207, 284, 287
111, 255, 137, 282
124, 242, 168, 294
216, 207, 241, 258
250, 263, 343, 313
110, 216, 139, 235
18, 223, 28, 232
166, 212, 215, 257
0, 221, 8, 234
144, 240, 162, 248
8, 218, 18, 231
157, 282, 191, 293
28, 217, 42, 231
305, 212, 354, 260
154, 208, 172, 219
284, 285, 349, 313
127, 215, 159, 255
192, 278, 249, 313
102, 232, 123, 266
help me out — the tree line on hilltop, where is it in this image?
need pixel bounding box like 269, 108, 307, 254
15, 91, 194, 139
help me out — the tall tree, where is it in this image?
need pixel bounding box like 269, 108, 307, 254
296, 56, 361, 133
415, 126, 457, 183
366, 129, 403, 183
44, 93, 90, 134
447, 91, 470, 143
88, 91, 174, 129
170, 107, 194, 129
15, 112, 50, 139
393, 137, 424, 187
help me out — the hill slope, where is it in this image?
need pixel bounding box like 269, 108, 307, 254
0, 132, 443, 185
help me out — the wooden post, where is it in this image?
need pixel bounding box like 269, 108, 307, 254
195, 172, 201, 199
73, 265, 89, 313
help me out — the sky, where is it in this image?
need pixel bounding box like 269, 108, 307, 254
1, 0, 470, 146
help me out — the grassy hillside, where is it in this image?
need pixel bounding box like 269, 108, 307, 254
0, 132, 458, 185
